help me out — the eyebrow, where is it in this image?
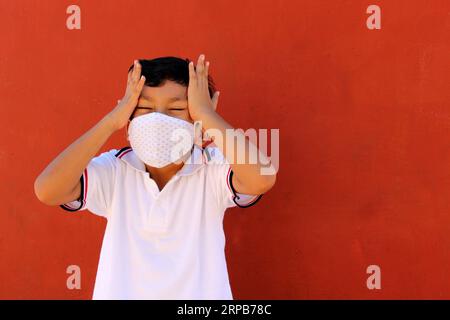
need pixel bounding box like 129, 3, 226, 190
141, 95, 187, 102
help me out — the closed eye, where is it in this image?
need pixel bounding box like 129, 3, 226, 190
136, 107, 153, 110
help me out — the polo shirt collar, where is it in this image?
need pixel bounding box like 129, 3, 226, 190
116, 144, 206, 176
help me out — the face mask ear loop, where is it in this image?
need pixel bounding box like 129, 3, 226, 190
193, 121, 203, 149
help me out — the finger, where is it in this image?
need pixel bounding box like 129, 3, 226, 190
201, 61, 209, 88
137, 75, 146, 92
127, 69, 133, 84
132, 60, 140, 82
188, 61, 196, 82
131, 75, 145, 97
196, 54, 205, 75
205, 60, 209, 78
131, 60, 137, 81
131, 60, 137, 83
211, 91, 220, 111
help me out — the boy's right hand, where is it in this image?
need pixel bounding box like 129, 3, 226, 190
107, 60, 146, 131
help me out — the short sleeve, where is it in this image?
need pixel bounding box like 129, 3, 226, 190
59, 149, 119, 218
206, 147, 263, 209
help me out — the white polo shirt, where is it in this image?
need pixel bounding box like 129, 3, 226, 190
60, 144, 262, 299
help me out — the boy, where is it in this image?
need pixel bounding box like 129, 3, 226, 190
34, 54, 276, 299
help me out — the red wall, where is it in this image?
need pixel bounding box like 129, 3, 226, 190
1, 0, 449, 299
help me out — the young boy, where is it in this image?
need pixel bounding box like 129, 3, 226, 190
34, 54, 276, 299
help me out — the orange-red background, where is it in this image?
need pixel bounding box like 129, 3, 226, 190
0, 0, 449, 299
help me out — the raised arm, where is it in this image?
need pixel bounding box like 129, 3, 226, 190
34, 60, 146, 205
187, 54, 276, 195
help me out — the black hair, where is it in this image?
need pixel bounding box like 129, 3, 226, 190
127, 56, 217, 120
129, 56, 216, 95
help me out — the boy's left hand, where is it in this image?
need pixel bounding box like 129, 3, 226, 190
188, 54, 220, 122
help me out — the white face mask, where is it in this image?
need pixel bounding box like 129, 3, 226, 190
127, 112, 195, 168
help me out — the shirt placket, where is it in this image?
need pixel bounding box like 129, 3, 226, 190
143, 174, 179, 233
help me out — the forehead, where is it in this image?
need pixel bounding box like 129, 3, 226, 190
140, 80, 187, 101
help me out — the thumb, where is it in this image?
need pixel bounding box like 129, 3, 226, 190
212, 91, 220, 111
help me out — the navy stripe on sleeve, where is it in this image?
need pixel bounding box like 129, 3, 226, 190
228, 169, 263, 208
60, 171, 85, 212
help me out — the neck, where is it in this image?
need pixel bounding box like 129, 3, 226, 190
144, 149, 193, 191
145, 162, 184, 191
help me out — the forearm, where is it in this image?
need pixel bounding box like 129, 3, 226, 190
34, 114, 117, 204
199, 110, 276, 194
